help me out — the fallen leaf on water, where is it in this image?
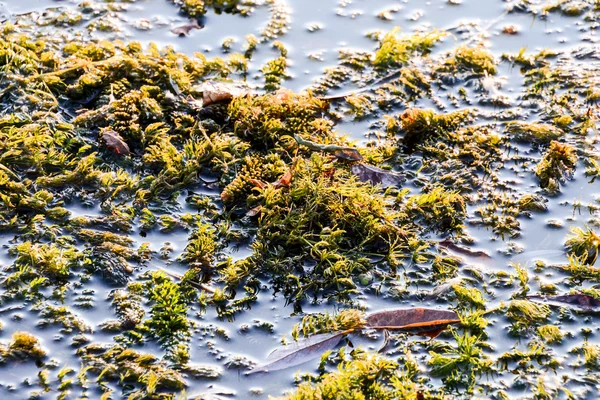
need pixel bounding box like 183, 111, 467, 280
101, 129, 130, 155
333, 148, 363, 161
350, 163, 405, 188
196, 81, 250, 107
171, 19, 203, 36
527, 294, 600, 312
247, 330, 350, 375
365, 308, 460, 337
438, 239, 491, 259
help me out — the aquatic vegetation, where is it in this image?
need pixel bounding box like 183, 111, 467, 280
505, 122, 565, 144
428, 331, 493, 395
0, 331, 46, 362
406, 187, 466, 234
437, 46, 497, 76
373, 27, 446, 69
400, 108, 474, 149
565, 226, 600, 265
535, 141, 578, 193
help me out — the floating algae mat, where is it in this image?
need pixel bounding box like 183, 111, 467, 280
1, 0, 600, 398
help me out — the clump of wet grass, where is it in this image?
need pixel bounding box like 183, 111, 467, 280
537, 325, 563, 344
535, 141, 578, 193
565, 226, 600, 265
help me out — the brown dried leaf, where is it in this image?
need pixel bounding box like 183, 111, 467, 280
438, 240, 491, 259
333, 148, 363, 161
101, 129, 130, 155
197, 81, 250, 107
366, 308, 460, 337
350, 163, 405, 188
249, 179, 267, 189
527, 294, 600, 312
247, 330, 348, 374
246, 206, 262, 217
273, 170, 293, 188
171, 19, 203, 36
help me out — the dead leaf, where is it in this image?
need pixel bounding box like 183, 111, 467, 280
333, 148, 363, 161
246, 206, 262, 217
171, 19, 203, 36
438, 240, 491, 259
247, 330, 349, 374
502, 25, 519, 35
101, 129, 130, 155
527, 294, 600, 312
350, 163, 405, 188
249, 179, 267, 189
366, 308, 460, 337
197, 81, 250, 107
273, 170, 293, 188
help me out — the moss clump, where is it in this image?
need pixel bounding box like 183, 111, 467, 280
506, 300, 551, 334
179, 222, 217, 267
505, 121, 564, 144
407, 187, 466, 234
292, 309, 366, 338
78, 344, 187, 397
438, 46, 497, 75
536, 325, 563, 344
229, 90, 330, 149
535, 141, 578, 193
2, 331, 47, 360
282, 351, 426, 400
400, 108, 474, 149
373, 27, 446, 69
565, 226, 600, 265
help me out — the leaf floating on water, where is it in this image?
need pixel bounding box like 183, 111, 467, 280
527, 294, 600, 312
171, 19, 203, 36
247, 330, 348, 375
197, 81, 251, 107
438, 239, 490, 259
333, 148, 363, 161
101, 129, 130, 155
350, 163, 405, 188
365, 308, 460, 337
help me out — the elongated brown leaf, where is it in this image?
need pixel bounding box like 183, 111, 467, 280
171, 19, 203, 36
247, 330, 348, 375
350, 163, 405, 188
101, 129, 130, 155
366, 308, 460, 337
527, 294, 600, 312
438, 240, 490, 259
333, 148, 363, 161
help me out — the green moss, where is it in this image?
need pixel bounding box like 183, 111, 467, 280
536, 325, 563, 344
535, 141, 578, 193
400, 108, 474, 149
373, 27, 446, 69
407, 187, 466, 233
438, 46, 497, 75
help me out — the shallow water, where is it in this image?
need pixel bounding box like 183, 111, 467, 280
1, 0, 600, 399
